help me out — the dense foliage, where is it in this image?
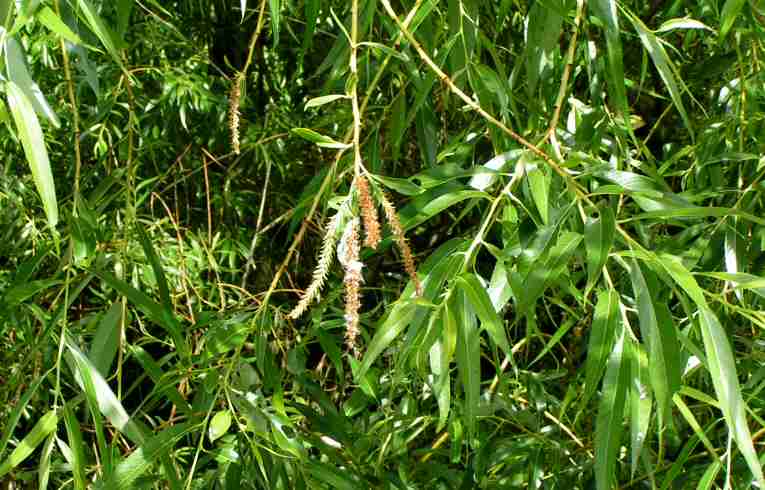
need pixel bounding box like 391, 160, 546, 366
2, 0, 765, 488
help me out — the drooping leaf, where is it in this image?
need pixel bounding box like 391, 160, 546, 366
658, 254, 765, 486
584, 204, 616, 294
76, 0, 126, 71
453, 289, 480, 440
89, 301, 123, 377
582, 289, 620, 405
527, 165, 550, 225
5, 81, 58, 226
629, 344, 652, 477
65, 337, 144, 443
0, 410, 59, 478
96, 423, 194, 490
36, 6, 82, 44
595, 322, 629, 490
625, 10, 694, 138
269, 0, 280, 46
591, 0, 630, 125
457, 273, 511, 355
4, 37, 61, 127
628, 260, 675, 427
719, 0, 747, 40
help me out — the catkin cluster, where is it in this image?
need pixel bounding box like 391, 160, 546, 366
288, 175, 421, 355
228, 73, 243, 155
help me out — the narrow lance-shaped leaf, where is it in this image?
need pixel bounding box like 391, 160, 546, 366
36, 7, 83, 44
629, 260, 674, 428
65, 337, 144, 443
76, 0, 126, 72
4, 37, 61, 127
457, 273, 511, 355
582, 289, 620, 405
454, 290, 480, 441
591, 0, 630, 124
629, 343, 652, 477
269, 0, 280, 46
584, 205, 615, 295
95, 423, 194, 490
625, 10, 694, 139
0, 410, 59, 478
719, 0, 747, 40
595, 321, 630, 490
659, 254, 765, 487
5, 81, 58, 226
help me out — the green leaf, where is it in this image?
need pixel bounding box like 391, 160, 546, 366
469, 150, 523, 191
453, 290, 480, 441
658, 254, 765, 486
135, 223, 172, 313
0, 375, 46, 459
524, 0, 564, 98
93, 269, 187, 358
527, 166, 550, 225
628, 260, 675, 427
4, 37, 61, 127
240, 0, 247, 21
584, 204, 615, 294
209, 411, 232, 442
582, 289, 620, 405
89, 301, 123, 377
291, 127, 350, 149
399, 187, 488, 231
129, 345, 192, 416
96, 423, 194, 490
591, 0, 630, 124
672, 395, 719, 460
457, 273, 511, 355
517, 231, 582, 316
36, 6, 82, 44
696, 460, 722, 490
38, 433, 55, 490
62, 403, 87, 490
370, 173, 423, 196
625, 10, 694, 139
304, 94, 348, 110
629, 344, 652, 477
76, 0, 126, 71
5, 81, 58, 226
0, 410, 59, 478
0, 0, 13, 28
269, 0, 280, 46
656, 18, 714, 34
65, 337, 144, 443
595, 322, 629, 490
720, 0, 747, 40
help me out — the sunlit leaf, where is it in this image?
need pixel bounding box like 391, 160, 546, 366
0, 410, 58, 478
5, 81, 58, 226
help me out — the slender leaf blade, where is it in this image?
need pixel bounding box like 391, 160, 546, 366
5, 81, 58, 226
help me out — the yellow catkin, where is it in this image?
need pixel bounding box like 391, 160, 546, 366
380, 193, 422, 297
356, 175, 381, 249
340, 219, 363, 355
288, 212, 342, 319
228, 73, 243, 155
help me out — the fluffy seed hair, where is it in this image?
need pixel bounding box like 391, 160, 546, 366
288, 212, 342, 319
